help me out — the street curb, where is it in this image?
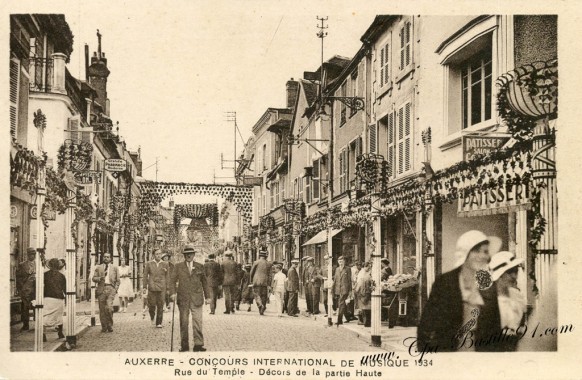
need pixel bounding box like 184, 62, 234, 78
338, 324, 408, 351
53, 324, 91, 352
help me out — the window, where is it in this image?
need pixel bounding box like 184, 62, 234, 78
399, 20, 412, 71
386, 112, 395, 178
338, 148, 349, 194
262, 194, 267, 216
10, 59, 20, 139
261, 144, 267, 172
312, 159, 320, 202
461, 49, 493, 129
69, 118, 79, 141
305, 176, 311, 204
298, 177, 303, 203
379, 42, 390, 88
270, 182, 276, 209
339, 81, 347, 126
350, 69, 359, 116
293, 178, 298, 198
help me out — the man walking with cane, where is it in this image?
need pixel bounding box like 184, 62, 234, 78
169, 246, 210, 352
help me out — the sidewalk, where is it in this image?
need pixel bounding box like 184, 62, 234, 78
294, 296, 415, 351
10, 300, 97, 352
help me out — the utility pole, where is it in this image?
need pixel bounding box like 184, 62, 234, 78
155, 157, 158, 182
316, 16, 328, 104
226, 111, 237, 180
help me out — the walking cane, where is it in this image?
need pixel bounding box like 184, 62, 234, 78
170, 296, 176, 352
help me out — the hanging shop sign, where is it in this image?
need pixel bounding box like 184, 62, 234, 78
242, 176, 263, 186
458, 183, 531, 217
462, 135, 510, 161
104, 159, 127, 172
74, 170, 102, 185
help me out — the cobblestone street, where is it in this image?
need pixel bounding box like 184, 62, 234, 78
75, 295, 382, 352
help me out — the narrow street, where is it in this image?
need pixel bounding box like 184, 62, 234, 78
76, 296, 381, 352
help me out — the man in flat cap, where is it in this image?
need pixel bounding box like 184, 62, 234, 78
286, 259, 300, 317
249, 249, 272, 315
169, 246, 210, 352
16, 247, 37, 331
204, 253, 222, 315
221, 251, 238, 314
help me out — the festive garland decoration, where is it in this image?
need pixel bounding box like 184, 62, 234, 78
174, 203, 219, 230
137, 181, 253, 223
259, 215, 276, 232
496, 59, 558, 141
57, 140, 93, 172
10, 144, 45, 194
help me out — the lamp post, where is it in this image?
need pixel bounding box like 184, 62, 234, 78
34, 163, 46, 352
63, 173, 77, 348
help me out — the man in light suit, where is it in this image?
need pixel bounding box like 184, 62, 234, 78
169, 246, 210, 352
221, 252, 238, 314
249, 249, 272, 315
92, 252, 120, 332
143, 249, 170, 328
332, 256, 352, 326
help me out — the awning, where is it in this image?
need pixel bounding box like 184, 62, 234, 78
302, 229, 342, 246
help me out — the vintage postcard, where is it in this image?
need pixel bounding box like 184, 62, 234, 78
1, 0, 581, 379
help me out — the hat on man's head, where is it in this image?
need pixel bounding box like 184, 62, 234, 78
182, 246, 196, 255
489, 251, 524, 281
381, 258, 390, 265
291, 259, 300, 264
337, 255, 345, 261
224, 252, 233, 258
244, 263, 252, 269
207, 253, 216, 259
258, 250, 268, 257
27, 247, 36, 255
454, 230, 501, 268
161, 252, 171, 259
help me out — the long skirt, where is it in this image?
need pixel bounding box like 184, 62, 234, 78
43, 297, 64, 329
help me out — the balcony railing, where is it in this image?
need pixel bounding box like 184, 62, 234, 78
29, 57, 54, 92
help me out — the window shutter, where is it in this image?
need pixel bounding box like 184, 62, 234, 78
380, 46, 385, 87
404, 102, 411, 172
405, 22, 411, 67
387, 112, 395, 178
81, 123, 91, 143
369, 124, 377, 154
305, 176, 311, 204
384, 43, 390, 85
69, 119, 80, 141
10, 60, 20, 139
313, 160, 320, 201
398, 107, 404, 174
400, 27, 405, 70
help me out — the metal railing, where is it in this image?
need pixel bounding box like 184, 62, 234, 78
29, 57, 54, 92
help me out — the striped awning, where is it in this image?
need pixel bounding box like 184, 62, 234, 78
302, 229, 342, 246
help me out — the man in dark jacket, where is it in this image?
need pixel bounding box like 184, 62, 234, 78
286, 259, 300, 317
16, 248, 36, 331
332, 256, 352, 326
249, 250, 272, 315
143, 249, 170, 327
203, 253, 222, 314
169, 246, 210, 352
302, 257, 314, 314
310, 262, 324, 314
221, 252, 238, 314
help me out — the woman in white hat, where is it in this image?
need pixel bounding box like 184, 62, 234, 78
417, 230, 504, 352
489, 251, 527, 351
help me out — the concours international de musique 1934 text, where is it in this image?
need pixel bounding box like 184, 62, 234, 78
123, 354, 433, 378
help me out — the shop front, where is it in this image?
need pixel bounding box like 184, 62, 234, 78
10, 196, 33, 324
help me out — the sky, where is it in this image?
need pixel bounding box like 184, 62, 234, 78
59, 3, 377, 185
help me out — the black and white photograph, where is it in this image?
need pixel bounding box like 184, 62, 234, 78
1, 1, 581, 379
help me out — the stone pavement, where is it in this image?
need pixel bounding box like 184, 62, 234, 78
73, 294, 384, 352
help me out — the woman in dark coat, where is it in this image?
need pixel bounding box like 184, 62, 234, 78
417, 230, 503, 352
240, 264, 254, 311
43, 258, 66, 342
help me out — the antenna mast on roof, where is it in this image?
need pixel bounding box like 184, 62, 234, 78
316, 16, 328, 103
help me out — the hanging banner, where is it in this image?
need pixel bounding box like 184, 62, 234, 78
462, 135, 510, 161
104, 159, 127, 172
458, 183, 531, 217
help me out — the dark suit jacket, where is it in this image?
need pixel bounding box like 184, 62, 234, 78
16, 260, 36, 298
169, 261, 209, 308
286, 267, 299, 292
250, 258, 272, 287
92, 263, 120, 296
417, 267, 502, 352
381, 267, 393, 281
332, 265, 352, 297
221, 259, 238, 286
310, 266, 324, 288
204, 260, 223, 288
143, 260, 170, 292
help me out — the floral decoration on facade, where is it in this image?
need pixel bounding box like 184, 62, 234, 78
57, 140, 93, 172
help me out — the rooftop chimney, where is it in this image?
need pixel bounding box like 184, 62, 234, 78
286, 78, 299, 109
